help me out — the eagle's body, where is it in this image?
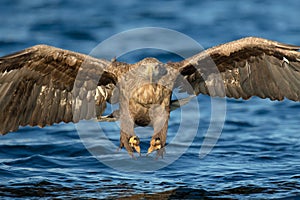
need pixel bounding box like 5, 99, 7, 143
1, 37, 300, 157
127, 83, 170, 126
117, 58, 177, 154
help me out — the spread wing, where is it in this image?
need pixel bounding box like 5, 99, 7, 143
177, 37, 300, 101
0, 45, 119, 135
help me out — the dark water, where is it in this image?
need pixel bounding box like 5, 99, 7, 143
1, 0, 300, 199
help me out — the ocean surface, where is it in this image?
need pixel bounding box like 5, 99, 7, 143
1, 0, 300, 199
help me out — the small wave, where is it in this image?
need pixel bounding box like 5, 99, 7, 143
225, 120, 255, 128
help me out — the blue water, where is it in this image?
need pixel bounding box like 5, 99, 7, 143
1, 0, 300, 199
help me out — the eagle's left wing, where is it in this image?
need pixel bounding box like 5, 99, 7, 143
177, 37, 300, 101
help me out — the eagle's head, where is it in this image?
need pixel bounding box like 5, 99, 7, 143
136, 58, 167, 83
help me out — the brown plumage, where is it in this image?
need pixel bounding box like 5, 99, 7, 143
1, 37, 300, 157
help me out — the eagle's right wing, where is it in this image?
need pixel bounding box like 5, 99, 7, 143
0, 45, 118, 134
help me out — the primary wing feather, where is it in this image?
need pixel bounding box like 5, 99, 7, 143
178, 37, 300, 101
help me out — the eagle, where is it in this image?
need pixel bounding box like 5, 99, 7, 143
1, 37, 300, 157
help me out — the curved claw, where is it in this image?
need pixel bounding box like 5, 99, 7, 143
155, 147, 166, 159
119, 133, 141, 158
147, 137, 162, 155
129, 136, 141, 156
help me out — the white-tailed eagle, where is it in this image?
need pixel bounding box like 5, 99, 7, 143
0, 37, 300, 157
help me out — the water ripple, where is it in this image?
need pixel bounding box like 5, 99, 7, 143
1, 0, 300, 199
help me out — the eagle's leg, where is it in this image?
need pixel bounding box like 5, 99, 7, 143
119, 117, 141, 157
147, 105, 170, 158
147, 119, 168, 158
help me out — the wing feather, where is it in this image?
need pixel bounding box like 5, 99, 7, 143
0, 44, 120, 135
178, 37, 300, 101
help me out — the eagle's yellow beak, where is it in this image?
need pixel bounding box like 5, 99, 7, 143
129, 136, 141, 155
147, 138, 161, 154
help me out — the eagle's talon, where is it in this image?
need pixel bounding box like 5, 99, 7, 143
147, 137, 162, 155
155, 147, 166, 159
119, 145, 136, 158
119, 132, 139, 157
129, 136, 141, 155
120, 134, 141, 157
